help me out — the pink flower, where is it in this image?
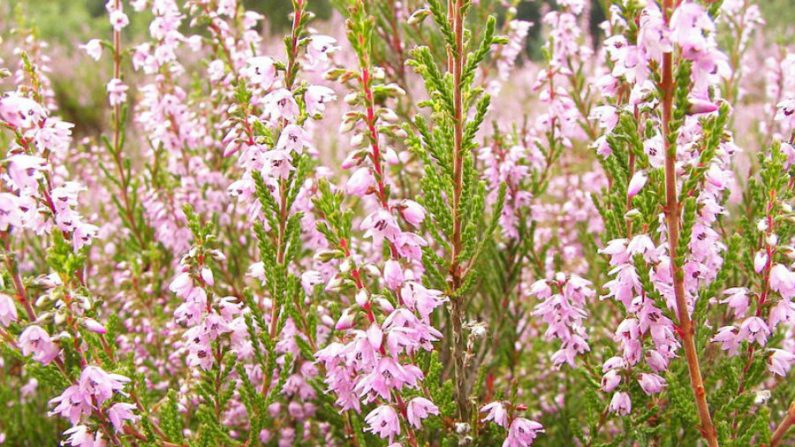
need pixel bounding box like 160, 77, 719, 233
106, 79, 128, 107
769, 300, 795, 329
107, 402, 138, 432
397, 200, 426, 227
638, 373, 666, 395
738, 317, 770, 346
345, 167, 375, 197
406, 397, 439, 428
0, 293, 17, 327
7, 154, 47, 191
383, 260, 404, 290
775, 98, 795, 131
364, 405, 400, 440
19, 325, 60, 365
335, 309, 355, 331
720, 287, 749, 319
601, 369, 621, 392
244, 56, 276, 88
712, 326, 741, 355
277, 125, 309, 153
263, 150, 294, 179
609, 391, 631, 416
770, 264, 795, 299
109, 9, 130, 31
481, 401, 509, 428
0, 94, 45, 128
306, 35, 339, 69
63, 425, 103, 447
401, 282, 447, 322
49, 385, 91, 424
504, 417, 544, 447
265, 89, 299, 122
305, 86, 336, 116
79, 366, 130, 405
689, 93, 719, 115
81, 39, 103, 61
754, 251, 768, 273
83, 318, 107, 334
361, 210, 401, 246
627, 171, 647, 198
669, 3, 713, 56
769, 349, 795, 376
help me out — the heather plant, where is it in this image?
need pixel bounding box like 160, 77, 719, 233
1, 1, 795, 446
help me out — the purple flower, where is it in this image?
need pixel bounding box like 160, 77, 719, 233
83, 318, 107, 334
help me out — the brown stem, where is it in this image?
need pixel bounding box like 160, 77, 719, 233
263, 0, 305, 392
661, 2, 718, 446
449, 0, 469, 421
771, 402, 795, 447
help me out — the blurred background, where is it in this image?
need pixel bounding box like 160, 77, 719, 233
1, 0, 793, 137
5, 0, 795, 46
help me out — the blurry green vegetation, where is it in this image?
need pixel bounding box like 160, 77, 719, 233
2, 0, 333, 42
3, 0, 794, 46
760, 0, 795, 42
